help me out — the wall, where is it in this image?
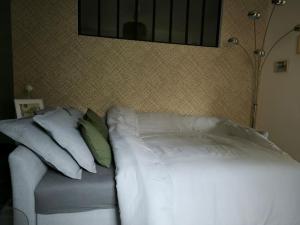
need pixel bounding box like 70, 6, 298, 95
257, 0, 300, 160
12, 0, 269, 126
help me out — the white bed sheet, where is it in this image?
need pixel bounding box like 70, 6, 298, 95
108, 107, 300, 225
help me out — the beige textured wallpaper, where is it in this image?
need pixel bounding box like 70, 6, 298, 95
12, 0, 269, 126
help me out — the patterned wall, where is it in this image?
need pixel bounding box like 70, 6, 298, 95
12, 0, 269, 126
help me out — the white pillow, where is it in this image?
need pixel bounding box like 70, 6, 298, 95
0, 118, 82, 179
34, 108, 97, 173
137, 111, 220, 135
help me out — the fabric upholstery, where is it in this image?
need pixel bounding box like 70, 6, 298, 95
85, 108, 109, 139
1, 117, 82, 179
33, 108, 96, 173
9, 146, 48, 225
37, 208, 120, 225
79, 118, 112, 167
35, 165, 117, 214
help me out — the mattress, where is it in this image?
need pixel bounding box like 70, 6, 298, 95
35, 165, 117, 214
108, 106, 300, 225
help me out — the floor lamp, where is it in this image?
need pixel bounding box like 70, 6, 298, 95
228, 0, 300, 128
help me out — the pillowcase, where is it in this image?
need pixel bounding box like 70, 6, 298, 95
65, 107, 84, 119
33, 108, 97, 173
85, 109, 108, 139
0, 118, 82, 179
79, 118, 112, 168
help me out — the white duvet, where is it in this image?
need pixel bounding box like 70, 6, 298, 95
107, 107, 300, 225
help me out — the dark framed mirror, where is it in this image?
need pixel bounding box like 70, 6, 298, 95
79, 0, 223, 47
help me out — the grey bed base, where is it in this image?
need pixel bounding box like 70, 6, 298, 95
9, 146, 120, 225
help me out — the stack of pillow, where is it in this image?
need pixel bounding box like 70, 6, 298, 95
0, 107, 112, 179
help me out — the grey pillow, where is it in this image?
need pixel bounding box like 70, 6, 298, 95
34, 108, 97, 173
0, 118, 82, 179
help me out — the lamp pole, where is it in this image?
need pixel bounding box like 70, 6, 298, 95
228, 0, 299, 128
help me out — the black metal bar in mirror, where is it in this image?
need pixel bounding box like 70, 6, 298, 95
78, 0, 223, 47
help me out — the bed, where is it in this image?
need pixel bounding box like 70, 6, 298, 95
107, 106, 300, 225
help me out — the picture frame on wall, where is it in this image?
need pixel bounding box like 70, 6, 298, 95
14, 99, 44, 118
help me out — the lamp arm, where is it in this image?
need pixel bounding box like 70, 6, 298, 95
238, 44, 255, 71
261, 4, 276, 50
253, 20, 257, 49
260, 29, 294, 70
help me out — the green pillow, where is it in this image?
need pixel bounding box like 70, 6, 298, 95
79, 118, 112, 168
85, 109, 109, 139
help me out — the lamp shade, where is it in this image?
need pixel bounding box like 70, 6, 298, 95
248, 11, 261, 20
294, 24, 300, 32
228, 37, 239, 45
254, 49, 266, 57
272, 0, 287, 6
